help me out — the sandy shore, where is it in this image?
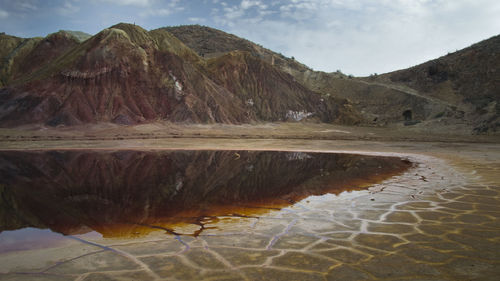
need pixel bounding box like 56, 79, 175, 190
0, 122, 499, 150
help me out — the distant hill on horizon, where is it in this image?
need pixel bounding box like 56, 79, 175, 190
0, 23, 498, 133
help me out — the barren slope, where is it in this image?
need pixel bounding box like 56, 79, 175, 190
1, 24, 498, 133
167, 25, 499, 133
376, 35, 500, 132
0, 24, 358, 127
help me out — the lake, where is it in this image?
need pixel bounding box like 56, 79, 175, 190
0, 147, 498, 280
0, 150, 410, 239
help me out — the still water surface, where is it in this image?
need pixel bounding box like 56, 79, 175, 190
2, 148, 497, 280
0, 150, 410, 240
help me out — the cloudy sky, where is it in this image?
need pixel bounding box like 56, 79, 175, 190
1, 0, 499, 76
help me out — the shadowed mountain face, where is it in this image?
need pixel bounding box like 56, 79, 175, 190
0, 24, 359, 127
0, 150, 411, 237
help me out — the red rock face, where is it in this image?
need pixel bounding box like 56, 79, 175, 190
207, 51, 353, 123
0, 24, 351, 127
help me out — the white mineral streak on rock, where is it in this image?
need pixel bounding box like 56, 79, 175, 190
175, 178, 183, 191
169, 71, 184, 100
61, 67, 113, 79
286, 110, 313, 121
175, 80, 183, 91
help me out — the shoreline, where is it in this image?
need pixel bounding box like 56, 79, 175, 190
1, 122, 499, 151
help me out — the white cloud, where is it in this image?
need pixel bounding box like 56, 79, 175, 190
188, 17, 206, 23
220, 0, 500, 76
138, 0, 184, 17
241, 0, 267, 10
17, 0, 38, 11
57, 1, 80, 16
140, 8, 172, 17
0, 9, 8, 19
212, 0, 272, 26
223, 6, 244, 19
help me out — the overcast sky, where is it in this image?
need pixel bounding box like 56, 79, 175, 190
1, 0, 499, 76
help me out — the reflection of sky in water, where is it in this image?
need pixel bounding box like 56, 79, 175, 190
0, 228, 104, 254
0, 191, 370, 250
0, 228, 66, 253
73, 230, 103, 241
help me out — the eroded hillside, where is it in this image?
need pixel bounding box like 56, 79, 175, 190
0, 24, 498, 133
0, 24, 359, 127
167, 25, 499, 133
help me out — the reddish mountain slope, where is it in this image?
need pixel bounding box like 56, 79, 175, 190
1, 23, 497, 132
206, 51, 359, 123
0, 23, 358, 127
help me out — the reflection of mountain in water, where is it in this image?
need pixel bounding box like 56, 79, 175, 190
0, 150, 411, 237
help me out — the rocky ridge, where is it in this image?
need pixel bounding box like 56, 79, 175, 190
0, 23, 358, 127
167, 25, 499, 133
0, 23, 498, 133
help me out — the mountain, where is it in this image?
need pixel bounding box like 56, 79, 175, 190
163, 25, 311, 77
0, 23, 498, 133
166, 25, 499, 133
375, 35, 500, 133
0, 23, 359, 127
